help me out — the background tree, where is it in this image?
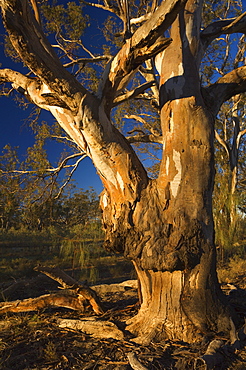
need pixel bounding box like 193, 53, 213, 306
1, 0, 246, 344
0, 145, 21, 229
214, 94, 246, 261
199, 3, 246, 260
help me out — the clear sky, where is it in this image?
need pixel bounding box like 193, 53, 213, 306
0, 10, 103, 194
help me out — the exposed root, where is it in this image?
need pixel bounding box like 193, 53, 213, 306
127, 352, 149, 370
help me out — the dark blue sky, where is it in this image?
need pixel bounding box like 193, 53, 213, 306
0, 7, 104, 194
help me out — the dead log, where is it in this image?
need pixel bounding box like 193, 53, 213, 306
34, 265, 104, 314
0, 291, 86, 314
58, 318, 124, 340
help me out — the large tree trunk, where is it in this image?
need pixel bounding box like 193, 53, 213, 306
127, 262, 229, 344
102, 5, 232, 343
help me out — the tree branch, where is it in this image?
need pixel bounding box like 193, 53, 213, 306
139, 60, 159, 104
98, 0, 187, 112
0, 266, 104, 315
201, 12, 246, 51
125, 114, 161, 136
202, 66, 246, 117
0, 153, 86, 176
0, 68, 32, 91
127, 352, 148, 370
34, 266, 104, 314
63, 56, 112, 68
215, 130, 230, 158
1, 0, 87, 110
113, 81, 155, 106
80, 0, 119, 16
126, 133, 163, 144
130, 13, 152, 26
55, 155, 86, 199
0, 292, 86, 314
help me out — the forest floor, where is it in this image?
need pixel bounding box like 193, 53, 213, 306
1, 271, 246, 370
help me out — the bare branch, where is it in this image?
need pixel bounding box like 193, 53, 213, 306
0, 152, 86, 177
113, 81, 155, 106
126, 133, 163, 144
29, 0, 41, 24
139, 60, 159, 103
127, 352, 148, 370
98, 0, 188, 111
63, 56, 112, 68
201, 12, 246, 52
1, 0, 87, 110
215, 130, 230, 158
54, 31, 97, 60
125, 114, 161, 136
0, 266, 104, 315
55, 155, 86, 199
238, 128, 246, 141
0, 292, 86, 314
34, 266, 104, 314
203, 66, 246, 117
79, 0, 118, 14
130, 13, 152, 26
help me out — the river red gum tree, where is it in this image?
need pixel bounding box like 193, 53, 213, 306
1, 0, 246, 343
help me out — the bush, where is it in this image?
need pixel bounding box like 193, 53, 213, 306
218, 255, 246, 283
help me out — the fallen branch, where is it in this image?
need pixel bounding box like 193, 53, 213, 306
34, 265, 104, 314
58, 318, 124, 340
0, 266, 104, 316
0, 291, 86, 314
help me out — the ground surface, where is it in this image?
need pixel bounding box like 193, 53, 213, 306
1, 273, 246, 369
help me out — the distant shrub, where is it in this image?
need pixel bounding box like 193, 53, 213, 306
218, 255, 246, 283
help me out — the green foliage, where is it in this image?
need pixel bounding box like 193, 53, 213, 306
42, 1, 88, 44
0, 145, 22, 229
213, 94, 246, 261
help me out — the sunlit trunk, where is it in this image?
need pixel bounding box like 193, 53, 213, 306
123, 9, 232, 343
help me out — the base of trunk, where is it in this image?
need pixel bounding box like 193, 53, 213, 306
126, 264, 232, 345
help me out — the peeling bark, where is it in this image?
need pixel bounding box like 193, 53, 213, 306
126, 263, 230, 344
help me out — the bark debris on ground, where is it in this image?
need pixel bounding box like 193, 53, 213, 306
1, 273, 246, 369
